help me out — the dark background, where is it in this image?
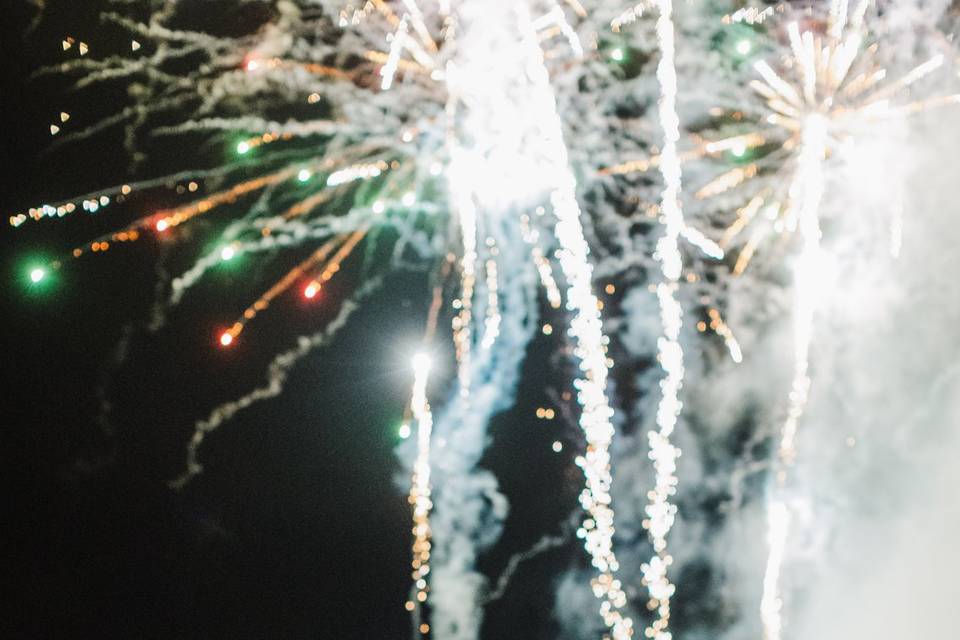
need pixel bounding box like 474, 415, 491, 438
1, 2, 588, 638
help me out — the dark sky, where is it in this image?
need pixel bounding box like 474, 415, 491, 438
2, 3, 587, 638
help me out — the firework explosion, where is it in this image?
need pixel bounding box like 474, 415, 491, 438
9, 1, 960, 639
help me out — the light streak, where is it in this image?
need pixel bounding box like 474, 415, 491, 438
481, 253, 501, 350
640, 2, 684, 637
722, 6, 776, 25
517, 4, 633, 636
520, 212, 562, 310
760, 112, 827, 640
300, 229, 370, 306
381, 16, 410, 91
760, 500, 791, 640
706, 308, 743, 364
611, 4, 647, 33
223, 229, 367, 344
447, 147, 478, 396
326, 161, 387, 187
406, 351, 435, 633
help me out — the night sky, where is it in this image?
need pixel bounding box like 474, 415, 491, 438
3, 2, 592, 638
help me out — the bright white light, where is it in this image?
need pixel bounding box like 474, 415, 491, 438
761, 501, 791, 640
641, 2, 687, 637
326, 163, 384, 187
761, 113, 828, 640
402, 192, 417, 207
412, 352, 432, 375
220, 245, 236, 261
30, 268, 46, 283
297, 169, 311, 182
406, 346, 434, 613
514, 5, 633, 636
736, 39, 752, 56
610, 47, 625, 61
481, 257, 501, 349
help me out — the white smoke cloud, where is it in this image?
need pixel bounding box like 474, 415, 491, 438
557, 4, 960, 638
786, 104, 960, 640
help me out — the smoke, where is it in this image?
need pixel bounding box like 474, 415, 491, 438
426, 216, 538, 639
555, 4, 960, 638
786, 103, 960, 640
170, 275, 384, 488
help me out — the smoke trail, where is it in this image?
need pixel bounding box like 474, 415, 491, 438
760, 112, 828, 640
783, 105, 960, 639
698, 54, 958, 640
170, 276, 384, 488
427, 214, 538, 638
420, 3, 638, 634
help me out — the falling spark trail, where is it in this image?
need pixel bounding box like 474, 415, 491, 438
517, 4, 633, 636
407, 352, 435, 634
448, 148, 478, 395
760, 500, 792, 640
169, 277, 384, 488
760, 112, 828, 640
481, 256, 501, 349
640, 1, 686, 638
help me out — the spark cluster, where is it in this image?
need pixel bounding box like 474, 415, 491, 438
639, 2, 684, 638
515, 5, 633, 635
12, 1, 960, 639
405, 352, 435, 632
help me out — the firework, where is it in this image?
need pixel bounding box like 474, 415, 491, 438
637, 2, 685, 639
12, 1, 641, 637
406, 352, 435, 633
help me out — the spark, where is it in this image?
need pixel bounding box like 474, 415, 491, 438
760, 500, 791, 640
407, 351, 435, 629
706, 308, 743, 364
760, 110, 828, 640
481, 254, 501, 349
517, 4, 633, 636
299, 230, 369, 310
722, 6, 776, 26
447, 145, 478, 397
326, 161, 386, 187
611, 4, 646, 33
223, 229, 366, 345
638, 3, 686, 637
520, 212, 562, 310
